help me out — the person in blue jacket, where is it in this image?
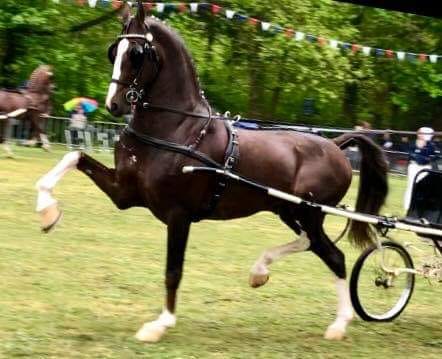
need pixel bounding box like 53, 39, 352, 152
404, 127, 440, 210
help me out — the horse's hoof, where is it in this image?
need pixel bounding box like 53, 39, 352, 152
135, 323, 167, 343
324, 327, 345, 341
42, 144, 51, 152
39, 203, 62, 233
249, 273, 270, 288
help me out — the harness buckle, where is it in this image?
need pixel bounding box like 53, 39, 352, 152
125, 88, 142, 104
225, 156, 235, 168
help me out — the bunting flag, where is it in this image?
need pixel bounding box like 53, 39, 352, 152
57, 1, 442, 64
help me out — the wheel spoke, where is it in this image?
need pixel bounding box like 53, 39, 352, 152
350, 241, 415, 322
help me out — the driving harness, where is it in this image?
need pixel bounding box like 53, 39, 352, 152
110, 28, 240, 221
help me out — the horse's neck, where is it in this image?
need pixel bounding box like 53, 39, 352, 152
131, 43, 208, 142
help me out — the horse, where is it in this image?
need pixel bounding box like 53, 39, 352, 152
0, 65, 54, 154
35, 2, 388, 343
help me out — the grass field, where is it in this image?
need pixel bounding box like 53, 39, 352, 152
0, 146, 441, 358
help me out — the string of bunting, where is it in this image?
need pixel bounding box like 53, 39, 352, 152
55, 0, 442, 64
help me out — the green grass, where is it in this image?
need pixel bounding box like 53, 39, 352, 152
0, 145, 441, 358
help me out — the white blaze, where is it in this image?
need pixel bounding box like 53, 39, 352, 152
106, 39, 130, 109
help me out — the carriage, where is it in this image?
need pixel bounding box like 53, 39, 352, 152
349, 168, 442, 321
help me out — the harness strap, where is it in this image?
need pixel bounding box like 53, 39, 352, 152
124, 123, 240, 222
193, 121, 240, 222
123, 126, 222, 169
143, 102, 217, 120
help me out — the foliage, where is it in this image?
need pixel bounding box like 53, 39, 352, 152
0, 0, 441, 128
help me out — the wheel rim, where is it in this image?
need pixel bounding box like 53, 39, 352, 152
356, 245, 414, 320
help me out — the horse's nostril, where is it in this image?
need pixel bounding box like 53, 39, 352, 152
111, 103, 118, 112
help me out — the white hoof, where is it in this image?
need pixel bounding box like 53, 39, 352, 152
135, 322, 168, 343
42, 143, 51, 152
39, 202, 62, 233
324, 325, 346, 341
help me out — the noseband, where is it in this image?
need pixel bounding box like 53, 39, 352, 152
109, 32, 160, 105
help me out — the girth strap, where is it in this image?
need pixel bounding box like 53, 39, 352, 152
193, 121, 239, 221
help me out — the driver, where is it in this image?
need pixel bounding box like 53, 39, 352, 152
404, 127, 440, 210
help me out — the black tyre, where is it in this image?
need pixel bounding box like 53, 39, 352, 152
350, 241, 415, 322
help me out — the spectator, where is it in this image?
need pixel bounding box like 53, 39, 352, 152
398, 136, 410, 152
356, 120, 377, 141
381, 132, 393, 150
403, 127, 439, 210
69, 105, 87, 148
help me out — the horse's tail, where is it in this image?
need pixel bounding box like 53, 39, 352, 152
333, 133, 389, 248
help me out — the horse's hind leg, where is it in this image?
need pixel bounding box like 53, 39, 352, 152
1, 119, 14, 157
249, 207, 310, 288
304, 212, 353, 340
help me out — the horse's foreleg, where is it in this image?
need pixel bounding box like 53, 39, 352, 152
36, 152, 131, 231
39, 133, 51, 151
35, 151, 81, 231
2, 142, 13, 157
136, 213, 191, 343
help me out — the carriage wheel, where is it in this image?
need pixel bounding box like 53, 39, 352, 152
350, 241, 415, 322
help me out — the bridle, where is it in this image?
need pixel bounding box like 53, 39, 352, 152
108, 26, 213, 149
109, 32, 160, 106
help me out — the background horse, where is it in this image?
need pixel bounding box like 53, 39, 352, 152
0, 65, 54, 154
35, 3, 388, 343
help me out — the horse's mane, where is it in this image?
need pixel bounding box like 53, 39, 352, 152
28, 65, 53, 93
147, 17, 202, 95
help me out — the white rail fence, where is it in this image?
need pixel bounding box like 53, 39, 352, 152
4, 115, 441, 174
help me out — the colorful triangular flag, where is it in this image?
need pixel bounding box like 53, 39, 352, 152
261, 22, 271, 31
156, 3, 165, 13
226, 10, 235, 19
190, 3, 198, 12
429, 54, 438, 63
329, 39, 338, 49
295, 31, 305, 41
397, 51, 405, 60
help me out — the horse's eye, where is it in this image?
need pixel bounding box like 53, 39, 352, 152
108, 43, 117, 65
130, 45, 144, 68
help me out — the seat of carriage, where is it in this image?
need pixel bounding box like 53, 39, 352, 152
402, 169, 442, 241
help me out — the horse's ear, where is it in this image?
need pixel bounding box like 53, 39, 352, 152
136, 0, 145, 26
118, 2, 131, 24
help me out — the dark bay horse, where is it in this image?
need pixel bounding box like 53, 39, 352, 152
35, 3, 388, 342
0, 65, 54, 154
